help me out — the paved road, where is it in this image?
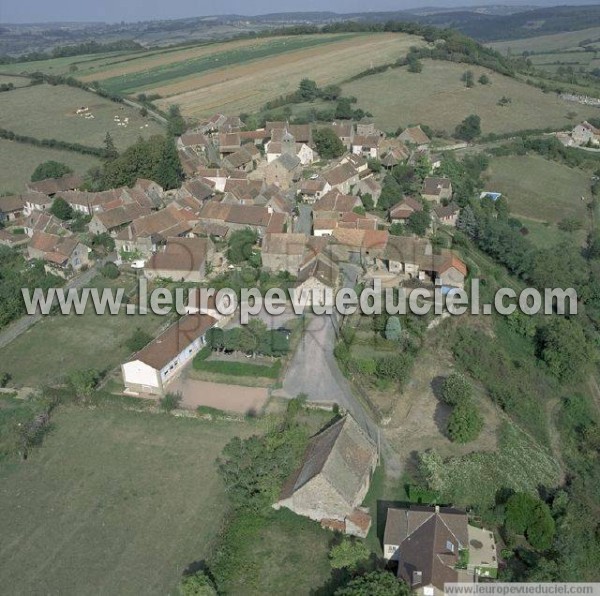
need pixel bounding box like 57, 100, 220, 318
295, 205, 313, 234
0, 265, 98, 351
280, 312, 402, 476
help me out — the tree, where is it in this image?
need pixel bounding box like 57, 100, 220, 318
530, 242, 588, 292
99, 135, 183, 190
447, 401, 483, 443
505, 493, 555, 551
367, 158, 381, 173
126, 328, 152, 352
167, 104, 186, 136
31, 160, 72, 182
361, 193, 374, 211
536, 318, 589, 382
406, 210, 430, 236
50, 197, 74, 220
100, 262, 119, 279
329, 538, 370, 571
456, 205, 478, 240
0, 372, 10, 388
478, 74, 490, 85
104, 132, 118, 160
218, 424, 308, 512
442, 373, 472, 406
153, 137, 184, 190
407, 55, 423, 73
455, 115, 481, 142
321, 84, 342, 101
69, 369, 100, 401
297, 78, 319, 101
227, 228, 258, 264
335, 97, 355, 120
527, 501, 556, 551
179, 571, 217, 595
313, 127, 345, 159
238, 319, 267, 356
385, 316, 402, 340
335, 571, 411, 596
461, 70, 475, 88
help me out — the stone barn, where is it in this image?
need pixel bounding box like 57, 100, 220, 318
273, 415, 378, 537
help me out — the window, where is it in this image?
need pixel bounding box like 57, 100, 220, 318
446, 540, 455, 553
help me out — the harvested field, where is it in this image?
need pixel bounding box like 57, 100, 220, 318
78, 35, 354, 91
341, 59, 600, 135
152, 33, 421, 118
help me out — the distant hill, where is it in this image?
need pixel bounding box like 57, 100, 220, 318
5, 5, 600, 56
414, 5, 600, 41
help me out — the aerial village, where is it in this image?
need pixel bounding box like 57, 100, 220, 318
0, 113, 502, 592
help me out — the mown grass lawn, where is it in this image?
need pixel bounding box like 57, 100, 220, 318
0, 299, 169, 387
0, 403, 256, 596
484, 154, 593, 224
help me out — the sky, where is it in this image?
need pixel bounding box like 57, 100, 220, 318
0, 0, 596, 25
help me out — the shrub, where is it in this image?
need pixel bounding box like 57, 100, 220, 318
31, 160, 72, 182
442, 373, 472, 406
0, 372, 10, 387
125, 328, 152, 353
159, 392, 182, 411
68, 369, 100, 401
447, 400, 483, 443
100, 262, 119, 279
178, 570, 217, 595
329, 538, 370, 571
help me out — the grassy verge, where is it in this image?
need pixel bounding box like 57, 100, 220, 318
209, 508, 334, 595
193, 358, 281, 379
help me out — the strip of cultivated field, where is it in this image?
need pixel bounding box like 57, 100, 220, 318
153, 33, 421, 118
78, 34, 359, 93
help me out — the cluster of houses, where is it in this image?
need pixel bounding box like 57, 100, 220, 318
0, 110, 496, 592
0, 113, 468, 385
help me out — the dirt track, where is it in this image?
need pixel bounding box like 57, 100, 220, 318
167, 375, 269, 415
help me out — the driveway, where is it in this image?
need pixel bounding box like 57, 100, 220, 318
277, 264, 403, 476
